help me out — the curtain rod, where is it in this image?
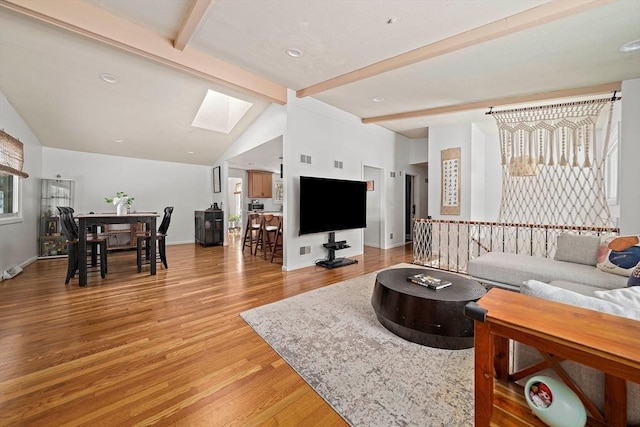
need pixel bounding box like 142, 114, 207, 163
486, 94, 621, 115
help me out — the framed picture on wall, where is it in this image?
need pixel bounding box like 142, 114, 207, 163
366, 180, 374, 191
213, 166, 221, 193
440, 147, 461, 215
274, 181, 283, 204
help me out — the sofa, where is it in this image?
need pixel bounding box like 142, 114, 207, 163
467, 233, 631, 294
468, 233, 640, 424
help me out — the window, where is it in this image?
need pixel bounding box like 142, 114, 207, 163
0, 130, 28, 224
0, 172, 20, 223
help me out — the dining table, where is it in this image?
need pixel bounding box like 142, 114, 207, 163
75, 212, 160, 287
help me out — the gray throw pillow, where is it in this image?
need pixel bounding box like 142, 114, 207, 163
554, 233, 600, 266
521, 280, 640, 321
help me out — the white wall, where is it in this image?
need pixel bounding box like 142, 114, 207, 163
428, 124, 473, 220
363, 166, 382, 247
0, 92, 42, 274
409, 138, 429, 163
620, 79, 640, 234
470, 124, 486, 220
281, 90, 403, 270
484, 133, 502, 221
42, 148, 212, 244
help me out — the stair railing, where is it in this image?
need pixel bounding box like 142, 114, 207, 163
412, 218, 618, 274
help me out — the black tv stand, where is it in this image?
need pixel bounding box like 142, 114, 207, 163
316, 232, 358, 269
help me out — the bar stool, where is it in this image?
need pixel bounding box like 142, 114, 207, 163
270, 217, 283, 263
254, 214, 280, 259
242, 213, 261, 254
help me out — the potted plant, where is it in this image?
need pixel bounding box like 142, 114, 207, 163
105, 191, 135, 216
228, 214, 241, 230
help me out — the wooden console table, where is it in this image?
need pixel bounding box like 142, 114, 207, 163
466, 288, 640, 427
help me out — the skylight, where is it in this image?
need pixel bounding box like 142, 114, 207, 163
191, 90, 253, 134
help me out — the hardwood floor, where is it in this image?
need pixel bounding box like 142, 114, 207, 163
0, 237, 413, 426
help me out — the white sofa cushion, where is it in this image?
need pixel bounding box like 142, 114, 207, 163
594, 287, 640, 310
521, 279, 640, 320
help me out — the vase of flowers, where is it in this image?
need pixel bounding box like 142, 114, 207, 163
105, 192, 135, 216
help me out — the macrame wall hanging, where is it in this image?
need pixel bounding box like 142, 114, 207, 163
490, 96, 618, 228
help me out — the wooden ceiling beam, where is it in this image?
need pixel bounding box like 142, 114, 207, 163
174, 0, 213, 51
297, 0, 614, 99
0, 0, 287, 105
362, 82, 622, 123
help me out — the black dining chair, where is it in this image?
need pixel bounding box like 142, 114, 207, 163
137, 206, 173, 272
57, 206, 108, 284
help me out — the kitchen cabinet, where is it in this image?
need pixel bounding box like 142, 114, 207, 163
248, 170, 273, 198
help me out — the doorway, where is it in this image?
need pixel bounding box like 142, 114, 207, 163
363, 165, 383, 248
227, 177, 243, 242
405, 174, 415, 242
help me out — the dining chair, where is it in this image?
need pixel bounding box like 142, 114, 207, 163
137, 206, 173, 272
254, 214, 280, 259
57, 207, 108, 284
241, 213, 262, 255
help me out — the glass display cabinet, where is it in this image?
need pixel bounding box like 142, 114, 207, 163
39, 178, 74, 258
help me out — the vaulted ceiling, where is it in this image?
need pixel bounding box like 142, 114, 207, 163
0, 0, 638, 167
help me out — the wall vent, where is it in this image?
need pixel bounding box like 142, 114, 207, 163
334, 160, 343, 169
300, 154, 312, 164
299, 246, 311, 255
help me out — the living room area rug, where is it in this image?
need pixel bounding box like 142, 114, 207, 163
240, 263, 474, 426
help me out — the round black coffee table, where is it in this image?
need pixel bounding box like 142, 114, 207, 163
371, 268, 486, 349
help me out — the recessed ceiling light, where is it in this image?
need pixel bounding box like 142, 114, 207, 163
372, 97, 384, 103
113, 138, 123, 143
286, 48, 303, 58
619, 39, 640, 52
100, 73, 118, 84
187, 151, 194, 154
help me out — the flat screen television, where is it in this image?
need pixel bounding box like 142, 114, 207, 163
299, 176, 367, 235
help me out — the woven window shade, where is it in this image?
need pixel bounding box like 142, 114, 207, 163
0, 130, 29, 178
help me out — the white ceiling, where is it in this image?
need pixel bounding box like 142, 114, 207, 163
1, 0, 639, 170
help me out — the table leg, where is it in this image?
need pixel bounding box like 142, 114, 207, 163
474, 321, 494, 427
78, 219, 88, 287
605, 374, 627, 426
